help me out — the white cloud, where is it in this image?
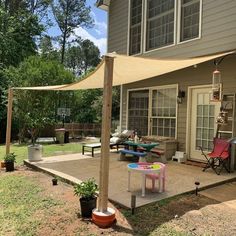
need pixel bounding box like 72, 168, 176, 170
71, 27, 107, 56
90, 11, 107, 36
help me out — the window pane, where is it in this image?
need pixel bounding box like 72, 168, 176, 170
151, 87, 177, 137
146, 0, 175, 50
130, 0, 142, 55
128, 90, 149, 135
180, 0, 200, 42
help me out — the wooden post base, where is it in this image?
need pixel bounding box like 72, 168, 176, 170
92, 207, 116, 228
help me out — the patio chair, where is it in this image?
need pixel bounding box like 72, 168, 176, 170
198, 138, 230, 175
139, 162, 166, 192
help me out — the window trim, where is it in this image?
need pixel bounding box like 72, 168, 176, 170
127, 0, 145, 56
126, 84, 179, 138
144, 0, 177, 52
127, 0, 202, 55
177, 0, 202, 44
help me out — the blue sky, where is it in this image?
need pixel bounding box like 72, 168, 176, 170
47, 1, 108, 56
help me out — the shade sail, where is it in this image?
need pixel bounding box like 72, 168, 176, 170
13, 51, 235, 91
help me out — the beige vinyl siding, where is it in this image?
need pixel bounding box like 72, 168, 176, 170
108, 0, 236, 58
121, 57, 236, 152
108, 0, 129, 54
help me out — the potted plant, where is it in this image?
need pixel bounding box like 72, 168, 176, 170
4, 153, 16, 172
25, 113, 52, 162
74, 178, 98, 218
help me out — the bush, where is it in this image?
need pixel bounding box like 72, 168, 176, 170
74, 178, 98, 200
4, 153, 16, 163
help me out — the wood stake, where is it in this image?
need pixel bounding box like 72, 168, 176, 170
6, 88, 13, 154
98, 56, 114, 212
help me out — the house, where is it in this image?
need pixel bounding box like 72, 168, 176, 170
97, 0, 236, 164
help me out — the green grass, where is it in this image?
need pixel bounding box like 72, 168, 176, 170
0, 175, 61, 236
0, 142, 83, 165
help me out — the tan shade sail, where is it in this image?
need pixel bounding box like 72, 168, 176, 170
13, 51, 235, 91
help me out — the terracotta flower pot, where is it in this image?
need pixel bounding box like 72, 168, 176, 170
92, 207, 116, 228
1, 161, 5, 168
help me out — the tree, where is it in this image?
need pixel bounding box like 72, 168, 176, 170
0, 1, 44, 67
65, 39, 101, 76
39, 35, 60, 60
5, 56, 76, 142
51, 0, 93, 64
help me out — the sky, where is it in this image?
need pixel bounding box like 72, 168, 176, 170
48, 1, 108, 56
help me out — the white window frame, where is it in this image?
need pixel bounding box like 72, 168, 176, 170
126, 84, 178, 138
144, 0, 177, 52
127, 0, 202, 55
127, 0, 145, 56
177, 0, 202, 44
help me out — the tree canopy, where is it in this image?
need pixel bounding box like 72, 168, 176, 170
51, 0, 93, 64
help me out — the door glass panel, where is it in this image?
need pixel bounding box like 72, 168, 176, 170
128, 90, 149, 135
195, 93, 215, 151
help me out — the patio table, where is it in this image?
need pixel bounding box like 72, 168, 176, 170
124, 141, 158, 161
127, 162, 162, 197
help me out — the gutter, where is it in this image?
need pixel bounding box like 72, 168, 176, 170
96, 0, 110, 11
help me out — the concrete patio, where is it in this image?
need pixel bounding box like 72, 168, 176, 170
24, 152, 236, 208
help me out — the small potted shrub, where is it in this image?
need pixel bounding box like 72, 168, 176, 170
25, 113, 53, 162
74, 178, 98, 218
4, 153, 16, 172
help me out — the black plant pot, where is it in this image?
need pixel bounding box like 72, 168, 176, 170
5, 161, 14, 172
80, 197, 97, 218
52, 178, 58, 186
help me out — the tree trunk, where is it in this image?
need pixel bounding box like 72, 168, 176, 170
61, 30, 67, 64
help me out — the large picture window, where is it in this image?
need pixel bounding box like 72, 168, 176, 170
127, 87, 177, 138
151, 87, 177, 137
180, 0, 200, 42
146, 0, 175, 50
129, 0, 142, 55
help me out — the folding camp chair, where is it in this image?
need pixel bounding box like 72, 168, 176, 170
198, 138, 230, 175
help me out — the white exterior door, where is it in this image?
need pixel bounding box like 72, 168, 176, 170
189, 87, 221, 161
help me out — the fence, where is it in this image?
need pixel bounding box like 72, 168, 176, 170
40, 120, 120, 138
54, 123, 101, 137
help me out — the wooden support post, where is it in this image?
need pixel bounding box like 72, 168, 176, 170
6, 88, 14, 155
98, 56, 114, 212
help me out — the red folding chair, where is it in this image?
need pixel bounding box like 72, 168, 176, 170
198, 138, 230, 175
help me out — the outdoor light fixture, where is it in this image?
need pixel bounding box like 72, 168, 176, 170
177, 90, 185, 104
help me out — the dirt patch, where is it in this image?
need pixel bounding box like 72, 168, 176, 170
1, 165, 235, 235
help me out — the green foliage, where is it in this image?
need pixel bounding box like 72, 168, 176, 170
25, 113, 54, 145
0, 2, 44, 67
74, 178, 98, 200
51, 0, 93, 63
65, 39, 101, 76
3, 152, 16, 163
5, 56, 76, 142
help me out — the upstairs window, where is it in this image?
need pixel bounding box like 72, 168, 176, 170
180, 0, 201, 42
146, 0, 175, 51
129, 0, 142, 55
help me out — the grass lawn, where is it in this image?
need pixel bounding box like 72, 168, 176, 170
0, 142, 83, 165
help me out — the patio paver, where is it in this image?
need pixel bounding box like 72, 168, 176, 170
24, 152, 236, 208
